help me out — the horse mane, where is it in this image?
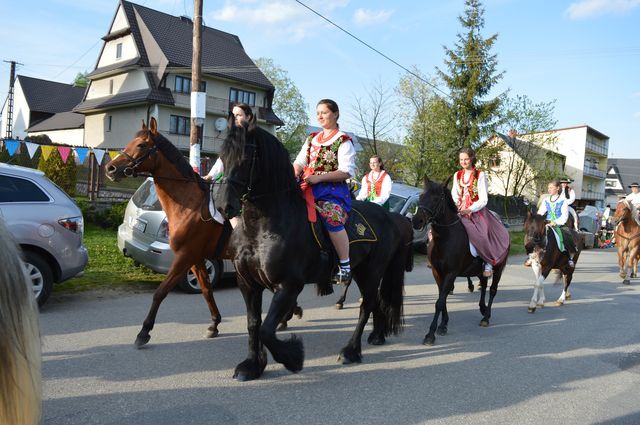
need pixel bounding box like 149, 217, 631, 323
425, 179, 457, 213
138, 129, 208, 193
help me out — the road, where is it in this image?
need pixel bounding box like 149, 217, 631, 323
40, 249, 640, 425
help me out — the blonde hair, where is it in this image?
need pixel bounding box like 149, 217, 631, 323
0, 220, 41, 425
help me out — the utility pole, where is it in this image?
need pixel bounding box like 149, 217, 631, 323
189, 0, 205, 173
3, 60, 22, 139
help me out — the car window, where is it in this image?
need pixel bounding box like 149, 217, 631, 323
0, 175, 51, 202
388, 194, 407, 213
404, 198, 419, 216
131, 180, 162, 210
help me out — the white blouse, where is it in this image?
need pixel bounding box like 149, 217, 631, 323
293, 131, 356, 178
356, 171, 393, 204
451, 170, 488, 213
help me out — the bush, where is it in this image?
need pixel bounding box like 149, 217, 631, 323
77, 199, 127, 230
38, 148, 77, 196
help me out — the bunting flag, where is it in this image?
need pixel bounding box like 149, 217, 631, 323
74, 147, 89, 164
40, 145, 55, 160
25, 142, 40, 159
108, 150, 119, 160
4, 140, 20, 157
58, 146, 71, 163
93, 149, 106, 165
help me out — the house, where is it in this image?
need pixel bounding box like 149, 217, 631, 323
0, 75, 85, 140
74, 0, 282, 155
484, 131, 565, 203
605, 158, 640, 207
518, 125, 609, 208
27, 112, 85, 146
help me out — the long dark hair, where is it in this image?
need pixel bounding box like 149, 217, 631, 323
228, 102, 256, 131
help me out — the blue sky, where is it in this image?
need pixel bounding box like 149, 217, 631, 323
2, 0, 638, 157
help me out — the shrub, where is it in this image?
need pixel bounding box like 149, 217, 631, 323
38, 148, 77, 196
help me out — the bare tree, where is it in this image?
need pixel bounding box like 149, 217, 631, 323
350, 79, 396, 157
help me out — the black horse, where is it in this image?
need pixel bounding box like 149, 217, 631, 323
216, 124, 412, 381
411, 178, 509, 346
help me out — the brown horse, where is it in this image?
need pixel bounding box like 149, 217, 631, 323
524, 212, 583, 312
105, 118, 227, 347
613, 200, 640, 285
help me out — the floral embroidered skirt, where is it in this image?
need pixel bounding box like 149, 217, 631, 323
312, 182, 351, 232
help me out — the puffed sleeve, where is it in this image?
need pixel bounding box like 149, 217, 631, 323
337, 140, 356, 178
537, 198, 548, 216
469, 171, 488, 212
567, 189, 576, 205
206, 158, 224, 180
356, 175, 368, 201
451, 173, 461, 208
293, 139, 310, 169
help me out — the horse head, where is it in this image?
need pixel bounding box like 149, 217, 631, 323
105, 118, 160, 181
524, 210, 547, 257
412, 176, 456, 229
612, 200, 632, 226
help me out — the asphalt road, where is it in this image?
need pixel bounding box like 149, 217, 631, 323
40, 248, 640, 425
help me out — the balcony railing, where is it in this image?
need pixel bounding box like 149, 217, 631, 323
585, 139, 608, 157
581, 190, 605, 200
173, 92, 232, 116
582, 166, 606, 179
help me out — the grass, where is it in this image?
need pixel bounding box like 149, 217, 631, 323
509, 231, 526, 256
55, 224, 164, 294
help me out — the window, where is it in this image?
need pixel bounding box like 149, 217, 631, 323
174, 76, 206, 94
169, 115, 190, 135
109, 79, 114, 95
116, 43, 123, 59
229, 88, 256, 106
0, 175, 50, 203
106, 115, 112, 132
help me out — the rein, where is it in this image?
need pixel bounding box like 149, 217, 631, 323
418, 189, 461, 228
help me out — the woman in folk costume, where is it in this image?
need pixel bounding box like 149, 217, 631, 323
293, 99, 357, 285
356, 155, 393, 208
537, 179, 577, 267
559, 176, 579, 230
451, 147, 509, 277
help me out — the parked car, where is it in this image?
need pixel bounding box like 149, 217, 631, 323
577, 205, 603, 249
387, 182, 428, 253
117, 178, 235, 292
0, 163, 88, 306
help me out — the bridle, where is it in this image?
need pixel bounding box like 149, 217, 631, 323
117, 138, 158, 178
223, 142, 259, 203
416, 187, 460, 227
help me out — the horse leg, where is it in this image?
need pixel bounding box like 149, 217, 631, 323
341, 269, 381, 363
134, 257, 191, 348
335, 280, 352, 310
467, 276, 475, 293
618, 245, 628, 279
556, 269, 572, 305
191, 261, 222, 338
233, 282, 267, 381
424, 274, 455, 346
625, 246, 639, 285
277, 301, 303, 331
478, 275, 489, 318
481, 267, 501, 327
259, 285, 305, 373
528, 260, 547, 313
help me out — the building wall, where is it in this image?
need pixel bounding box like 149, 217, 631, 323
87, 70, 148, 100
28, 128, 84, 147
1, 79, 30, 139
111, 4, 129, 32
83, 107, 149, 149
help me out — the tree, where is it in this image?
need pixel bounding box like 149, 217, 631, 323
349, 79, 395, 158
436, 0, 504, 154
72, 72, 89, 88
254, 58, 309, 155
38, 148, 77, 196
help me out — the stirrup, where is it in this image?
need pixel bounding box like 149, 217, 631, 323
332, 268, 352, 285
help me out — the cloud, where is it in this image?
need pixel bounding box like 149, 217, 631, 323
210, 0, 350, 42
566, 0, 640, 20
352, 8, 394, 26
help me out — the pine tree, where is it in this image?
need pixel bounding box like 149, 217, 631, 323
437, 0, 504, 155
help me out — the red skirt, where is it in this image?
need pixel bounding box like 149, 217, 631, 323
460, 207, 509, 266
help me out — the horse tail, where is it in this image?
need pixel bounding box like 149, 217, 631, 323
405, 240, 414, 272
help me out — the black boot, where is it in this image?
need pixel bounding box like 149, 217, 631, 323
332, 267, 352, 285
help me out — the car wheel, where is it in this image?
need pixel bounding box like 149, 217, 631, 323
23, 251, 54, 307
177, 259, 221, 294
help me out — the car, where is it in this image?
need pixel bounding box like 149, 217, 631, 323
387, 182, 428, 252
0, 163, 88, 306
117, 178, 235, 292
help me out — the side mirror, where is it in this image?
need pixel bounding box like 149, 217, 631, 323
405, 212, 414, 220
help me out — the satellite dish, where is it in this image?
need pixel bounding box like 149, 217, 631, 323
214, 117, 227, 132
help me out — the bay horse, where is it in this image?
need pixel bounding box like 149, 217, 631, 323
612, 200, 640, 285
105, 118, 227, 347
411, 178, 509, 346
215, 123, 412, 381
523, 211, 583, 312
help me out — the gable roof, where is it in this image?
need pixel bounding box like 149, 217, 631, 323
607, 158, 640, 195
494, 132, 565, 162
27, 112, 85, 132
17, 75, 85, 114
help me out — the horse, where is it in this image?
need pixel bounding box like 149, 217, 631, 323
215, 123, 412, 381
523, 211, 583, 312
105, 118, 228, 347
411, 178, 509, 346
612, 200, 640, 284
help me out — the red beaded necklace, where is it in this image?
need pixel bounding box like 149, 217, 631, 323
461, 168, 475, 185
317, 128, 339, 143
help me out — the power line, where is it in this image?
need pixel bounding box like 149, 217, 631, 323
52, 40, 101, 79
292, 0, 451, 99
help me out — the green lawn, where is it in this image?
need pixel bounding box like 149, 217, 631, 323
509, 231, 526, 256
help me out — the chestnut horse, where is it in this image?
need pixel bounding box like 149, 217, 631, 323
105, 118, 227, 347
612, 200, 640, 285
524, 212, 583, 312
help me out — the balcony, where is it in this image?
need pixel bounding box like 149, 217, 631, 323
582, 166, 606, 179
581, 190, 605, 201
172, 92, 231, 116
585, 139, 608, 157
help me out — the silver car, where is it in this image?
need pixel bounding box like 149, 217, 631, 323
117, 178, 234, 292
0, 163, 88, 306
387, 182, 429, 253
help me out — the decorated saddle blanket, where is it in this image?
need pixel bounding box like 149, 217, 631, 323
311, 205, 378, 249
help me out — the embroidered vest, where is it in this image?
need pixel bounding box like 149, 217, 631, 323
456, 168, 480, 209
305, 132, 352, 175
544, 197, 564, 221
365, 170, 387, 199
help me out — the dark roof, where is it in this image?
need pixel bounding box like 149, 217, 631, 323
74, 86, 174, 113
27, 112, 85, 132
607, 158, 640, 195
258, 107, 284, 126
17, 75, 85, 114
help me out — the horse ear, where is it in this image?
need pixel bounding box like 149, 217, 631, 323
527, 209, 532, 219
423, 175, 430, 190
149, 117, 158, 136
141, 119, 147, 130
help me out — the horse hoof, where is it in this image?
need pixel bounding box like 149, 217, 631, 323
623, 279, 631, 285
437, 326, 447, 336
134, 335, 151, 348
631, 273, 638, 279
468, 285, 475, 293
205, 329, 219, 338
338, 351, 362, 365
479, 319, 489, 327
536, 304, 544, 308
423, 335, 435, 346
565, 294, 572, 300
293, 306, 303, 319
276, 322, 288, 331
555, 300, 564, 306
335, 303, 343, 310
527, 307, 536, 313
620, 273, 627, 279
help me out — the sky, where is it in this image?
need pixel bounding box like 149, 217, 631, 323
1, 0, 639, 157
